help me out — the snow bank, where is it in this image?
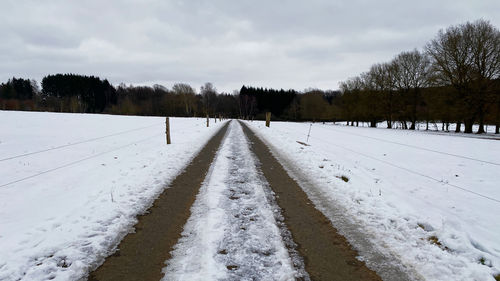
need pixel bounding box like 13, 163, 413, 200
245, 120, 500, 281
0, 111, 227, 281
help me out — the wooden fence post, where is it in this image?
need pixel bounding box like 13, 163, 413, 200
166, 117, 171, 144
265, 112, 271, 127
206, 114, 209, 127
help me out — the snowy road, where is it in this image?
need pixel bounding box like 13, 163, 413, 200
91, 120, 380, 281
162, 121, 304, 280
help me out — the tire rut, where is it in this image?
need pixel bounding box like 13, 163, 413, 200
88, 123, 229, 281
240, 121, 382, 281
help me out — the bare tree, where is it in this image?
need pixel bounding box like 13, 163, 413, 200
172, 83, 196, 116
427, 19, 500, 133
392, 49, 431, 129
200, 82, 217, 115
469, 20, 500, 133
426, 23, 473, 132
496, 80, 500, 134
300, 89, 329, 121
339, 76, 364, 126
368, 63, 397, 128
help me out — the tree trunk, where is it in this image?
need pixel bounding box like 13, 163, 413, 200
455, 122, 461, 133
410, 89, 418, 130
477, 124, 485, 134
370, 120, 377, 128
477, 107, 486, 134
388, 91, 394, 129
496, 100, 500, 134
464, 119, 474, 134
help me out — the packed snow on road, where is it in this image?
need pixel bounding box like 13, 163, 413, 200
0, 111, 226, 281
245, 120, 500, 281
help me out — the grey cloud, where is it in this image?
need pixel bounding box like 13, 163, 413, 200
1, 0, 499, 92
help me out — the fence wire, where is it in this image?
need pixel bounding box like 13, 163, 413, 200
259, 122, 500, 204
1, 118, 224, 189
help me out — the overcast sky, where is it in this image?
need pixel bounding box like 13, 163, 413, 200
1, 0, 499, 92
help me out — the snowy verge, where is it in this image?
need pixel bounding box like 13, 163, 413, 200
244, 120, 500, 281
0, 111, 227, 281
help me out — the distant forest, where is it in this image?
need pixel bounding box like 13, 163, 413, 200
1, 19, 499, 134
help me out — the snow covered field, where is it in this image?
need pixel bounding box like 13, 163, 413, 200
245, 120, 500, 281
2, 110, 498, 281
0, 111, 227, 281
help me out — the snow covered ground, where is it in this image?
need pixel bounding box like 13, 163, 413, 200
163, 121, 305, 281
3, 111, 498, 281
337, 121, 499, 137
0, 110, 227, 281
245, 120, 500, 281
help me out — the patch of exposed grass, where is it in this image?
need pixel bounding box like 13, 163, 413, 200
428, 235, 441, 246
336, 175, 349, 182
477, 257, 493, 267
494, 274, 500, 281
427, 235, 451, 252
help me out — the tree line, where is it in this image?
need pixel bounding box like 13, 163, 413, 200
1, 19, 499, 134
0, 75, 240, 118
240, 20, 500, 134
339, 19, 500, 134
0, 74, 337, 121
238, 86, 342, 121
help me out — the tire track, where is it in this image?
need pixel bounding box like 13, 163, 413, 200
163, 121, 302, 280
241, 121, 382, 281
87, 123, 230, 281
